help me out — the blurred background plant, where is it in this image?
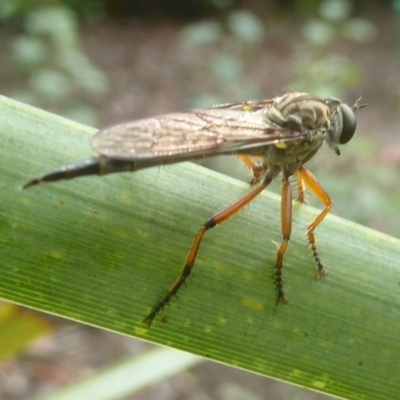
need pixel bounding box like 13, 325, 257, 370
289, 0, 377, 96
0, 0, 399, 399
178, 8, 266, 107
0, 0, 109, 125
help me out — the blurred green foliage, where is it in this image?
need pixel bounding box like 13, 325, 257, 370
0, 0, 105, 22
288, 0, 377, 98
1, 2, 109, 125
176, 0, 377, 104
179, 9, 266, 106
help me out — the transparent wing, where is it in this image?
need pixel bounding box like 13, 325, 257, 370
209, 99, 274, 111
92, 103, 307, 161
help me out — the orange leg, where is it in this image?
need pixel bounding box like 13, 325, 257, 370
238, 155, 267, 185
275, 174, 292, 304
296, 171, 306, 204
143, 176, 273, 326
296, 167, 332, 278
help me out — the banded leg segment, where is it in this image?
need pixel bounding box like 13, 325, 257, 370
297, 167, 332, 278
143, 177, 272, 326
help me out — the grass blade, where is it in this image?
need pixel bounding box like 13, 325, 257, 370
1, 95, 400, 400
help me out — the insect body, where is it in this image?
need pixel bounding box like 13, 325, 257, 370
266, 92, 337, 131
24, 92, 365, 326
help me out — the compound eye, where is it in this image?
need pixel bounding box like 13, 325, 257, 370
338, 103, 357, 144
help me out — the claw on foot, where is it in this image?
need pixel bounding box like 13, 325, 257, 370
316, 268, 329, 279
276, 292, 289, 306
142, 311, 157, 328
142, 301, 165, 327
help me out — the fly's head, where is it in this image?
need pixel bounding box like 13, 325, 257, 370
265, 93, 365, 156
324, 97, 366, 156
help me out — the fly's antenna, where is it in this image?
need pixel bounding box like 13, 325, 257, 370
352, 96, 368, 111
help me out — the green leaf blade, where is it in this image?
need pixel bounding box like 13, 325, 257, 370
1, 95, 400, 400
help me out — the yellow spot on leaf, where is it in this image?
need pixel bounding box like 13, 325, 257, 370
242, 298, 264, 311
134, 327, 148, 335
117, 229, 130, 238
118, 194, 134, 205
49, 250, 63, 260
21, 197, 32, 206
312, 381, 326, 389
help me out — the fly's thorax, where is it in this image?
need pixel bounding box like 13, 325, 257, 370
253, 129, 325, 175
265, 92, 339, 132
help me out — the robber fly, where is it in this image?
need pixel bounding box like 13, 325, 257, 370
24, 92, 365, 326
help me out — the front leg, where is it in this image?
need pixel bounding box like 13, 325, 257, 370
275, 173, 293, 304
